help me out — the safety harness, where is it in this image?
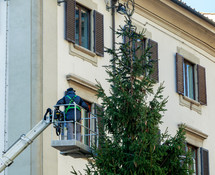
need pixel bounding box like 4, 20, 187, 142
64, 95, 81, 114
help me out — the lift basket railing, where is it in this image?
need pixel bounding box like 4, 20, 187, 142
52, 103, 99, 149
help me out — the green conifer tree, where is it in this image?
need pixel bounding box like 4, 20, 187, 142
72, 0, 193, 174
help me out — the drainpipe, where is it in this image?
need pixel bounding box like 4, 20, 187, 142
111, 0, 117, 74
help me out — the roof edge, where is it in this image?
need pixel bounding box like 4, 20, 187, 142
171, 0, 215, 27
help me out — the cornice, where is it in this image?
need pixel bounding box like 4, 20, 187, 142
66, 73, 99, 92
178, 124, 208, 140
134, 0, 215, 57
170, 0, 215, 27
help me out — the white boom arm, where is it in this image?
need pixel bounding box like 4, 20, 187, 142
0, 108, 52, 173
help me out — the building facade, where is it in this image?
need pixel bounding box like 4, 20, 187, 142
1, 0, 215, 175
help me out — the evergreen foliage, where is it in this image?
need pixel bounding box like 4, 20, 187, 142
72, 0, 193, 174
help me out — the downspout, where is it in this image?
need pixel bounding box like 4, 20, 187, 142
111, 0, 117, 74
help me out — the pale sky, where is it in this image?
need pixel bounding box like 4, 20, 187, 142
182, 0, 215, 13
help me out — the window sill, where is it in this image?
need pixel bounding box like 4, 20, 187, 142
179, 95, 201, 114
69, 43, 97, 66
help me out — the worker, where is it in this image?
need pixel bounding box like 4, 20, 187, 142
56, 87, 89, 140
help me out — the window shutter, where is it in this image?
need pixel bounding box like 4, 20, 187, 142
66, 0, 76, 43
200, 148, 209, 175
94, 11, 104, 57
197, 65, 207, 105
176, 53, 184, 95
148, 39, 159, 82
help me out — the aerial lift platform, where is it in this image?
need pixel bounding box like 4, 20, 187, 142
0, 104, 98, 172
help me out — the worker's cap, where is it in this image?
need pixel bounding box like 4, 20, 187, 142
67, 87, 75, 92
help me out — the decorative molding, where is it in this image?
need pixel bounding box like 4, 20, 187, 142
66, 73, 99, 92
178, 124, 208, 140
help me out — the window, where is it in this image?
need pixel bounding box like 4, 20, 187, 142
83, 101, 92, 146
176, 53, 207, 105
66, 0, 104, 57
183, 60, 196, 100
124, 34, 146, 59
179, 125, 209, 175
187, 144, 198, 175
123, 34, 159, 82
66, 73, 101, 146
185, 144, 210, 175
75, 5, 90, 50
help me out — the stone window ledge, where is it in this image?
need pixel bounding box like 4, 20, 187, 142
179, 95, 201, 114
69, 44, 98, 66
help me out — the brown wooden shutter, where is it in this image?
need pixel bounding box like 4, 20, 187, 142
94, 11, 104, 57
66, 0, 76, 43
197, 65, 207, 105
200, 148, 209, 175
149, 39, 159, 82
176, 53, 184, 95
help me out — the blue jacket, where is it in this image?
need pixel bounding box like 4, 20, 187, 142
56, 90, 89, 121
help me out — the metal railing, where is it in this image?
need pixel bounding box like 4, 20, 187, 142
52, 103, 99, 148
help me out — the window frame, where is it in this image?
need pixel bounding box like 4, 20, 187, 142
187, 143, 199, 175
183, 59, 196, 100
75, 4, 91, 50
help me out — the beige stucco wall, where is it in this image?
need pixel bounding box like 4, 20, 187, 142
54, 0, 111, 173
42, 0, 58, 175
48, 0, 215, 174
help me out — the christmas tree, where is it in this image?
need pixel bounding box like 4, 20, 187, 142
72, 0, 193, 174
